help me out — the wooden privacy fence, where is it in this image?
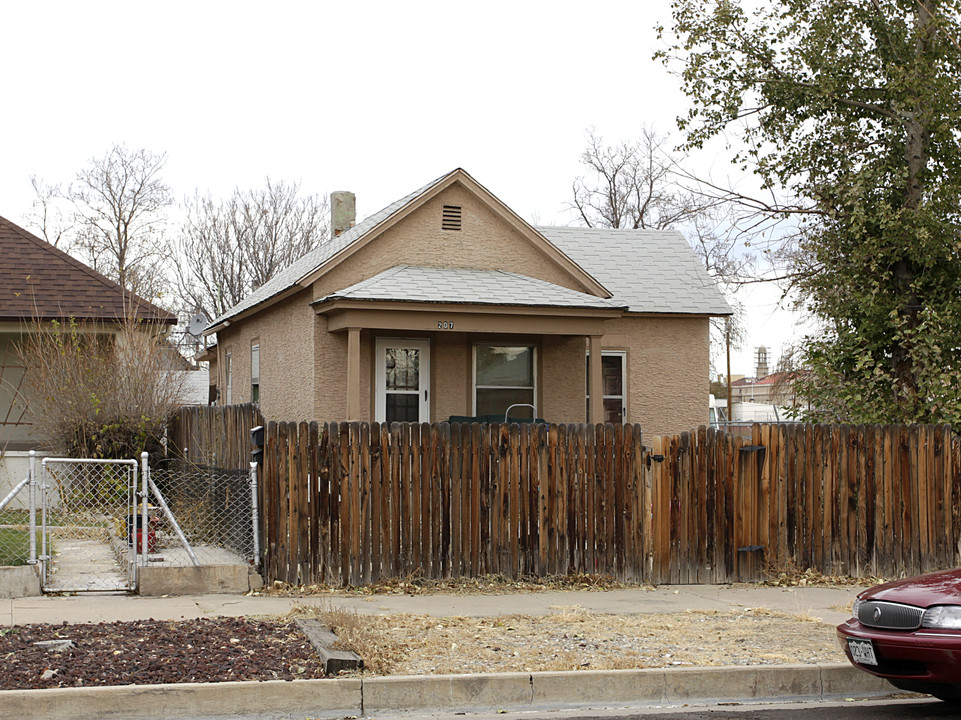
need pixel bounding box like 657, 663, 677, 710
168, 404, 264, 468
260, 421, 961, 586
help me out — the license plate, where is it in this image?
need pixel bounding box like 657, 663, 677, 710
848, 638, 878, 666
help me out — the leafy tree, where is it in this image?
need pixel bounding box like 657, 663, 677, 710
659, 0, 961, 425
174, 180, 330, 320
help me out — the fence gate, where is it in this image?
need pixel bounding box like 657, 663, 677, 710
39, 458, 140, 592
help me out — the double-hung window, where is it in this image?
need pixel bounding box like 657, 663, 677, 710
250, 343, 260, 404
474, 344, 536, 421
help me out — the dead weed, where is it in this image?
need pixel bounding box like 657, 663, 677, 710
254, 573, 635, 598
761, 559, 886, 589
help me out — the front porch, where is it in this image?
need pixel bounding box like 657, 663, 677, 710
315, 293, 624, 426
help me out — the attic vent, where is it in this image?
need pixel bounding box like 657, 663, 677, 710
442, 205, 462, 231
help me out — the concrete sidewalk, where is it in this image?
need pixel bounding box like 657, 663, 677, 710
1, 583, 860, 627
0, 585, 896, 719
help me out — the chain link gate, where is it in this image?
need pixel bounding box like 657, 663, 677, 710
2, 451, 261, 593
39, 456, 141, 592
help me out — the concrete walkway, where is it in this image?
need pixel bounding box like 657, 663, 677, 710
41, 537, 129, 593
1, 583, 860, 626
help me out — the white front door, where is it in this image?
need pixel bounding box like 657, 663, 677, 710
375, 338, 430, 423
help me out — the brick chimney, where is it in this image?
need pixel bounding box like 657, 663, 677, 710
331, 191, 356, 237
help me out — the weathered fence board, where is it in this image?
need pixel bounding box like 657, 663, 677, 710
169, 404, 263, 469
226, 418, 961, 587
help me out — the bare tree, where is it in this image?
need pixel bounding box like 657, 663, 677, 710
174, 179, 330, 320
67, 145, 174, 302
571, 127, 753, 377
25, 176, 73, 247
572, 127, 721, 230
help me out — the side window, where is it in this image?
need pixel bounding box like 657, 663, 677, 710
586, 351, 627, 423
251, 343, 260, 404
225, 352, 232, 405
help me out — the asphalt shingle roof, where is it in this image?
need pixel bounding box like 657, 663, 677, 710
0, 215, 175, 323
538, 226, 732, 315
319, 266, 626, 310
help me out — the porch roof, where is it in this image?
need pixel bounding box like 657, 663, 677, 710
313, 266, 626, 311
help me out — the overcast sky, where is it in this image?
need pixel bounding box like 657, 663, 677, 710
0, 0, 806, 377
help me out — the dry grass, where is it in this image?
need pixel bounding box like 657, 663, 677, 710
290, 604, 845, 677
255, 566, 885, 600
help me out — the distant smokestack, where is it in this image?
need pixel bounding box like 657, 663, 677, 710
755, 346, 769, 379
331, 191, 356, 237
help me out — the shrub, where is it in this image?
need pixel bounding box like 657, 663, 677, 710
20, 319, 186, 459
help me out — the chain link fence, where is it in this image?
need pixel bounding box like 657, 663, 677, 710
148, 460, 257, 567
0, 475, 33, 566
1, 457, 258, 581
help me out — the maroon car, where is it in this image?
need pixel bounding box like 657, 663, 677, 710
837, 568, 961, 702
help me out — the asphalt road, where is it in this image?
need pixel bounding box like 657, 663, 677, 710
409, 699, 956, 720
177, 697, 953, 720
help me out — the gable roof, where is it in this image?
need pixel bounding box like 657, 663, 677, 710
317, 265, 626, 310
0, 215, 175, 324
207, 169, 610, 332
539, 226, 732, 315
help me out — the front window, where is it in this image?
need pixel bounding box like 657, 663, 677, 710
474, 344, 535, 420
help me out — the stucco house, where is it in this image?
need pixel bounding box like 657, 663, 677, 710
0, 215, 176, 495
205, 169, 731, 435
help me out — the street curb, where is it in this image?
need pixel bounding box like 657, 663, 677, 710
0, 663, 894, 719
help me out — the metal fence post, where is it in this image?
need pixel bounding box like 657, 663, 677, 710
250, 461, 261, 570
141, 452, 149, 569
28, 450, 37, 565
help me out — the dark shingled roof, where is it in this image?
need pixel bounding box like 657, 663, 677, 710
0, 215, 175, 323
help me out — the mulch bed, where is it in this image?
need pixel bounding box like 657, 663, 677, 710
1, 618, 326, 690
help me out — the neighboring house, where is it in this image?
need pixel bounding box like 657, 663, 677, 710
205, 169, 731, 435
0, 215, 176, 496
729, 372, 803, 422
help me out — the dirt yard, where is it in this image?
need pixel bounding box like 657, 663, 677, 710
298, 604, 846, 676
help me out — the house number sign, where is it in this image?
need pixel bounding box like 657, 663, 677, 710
437, 321, 454, 330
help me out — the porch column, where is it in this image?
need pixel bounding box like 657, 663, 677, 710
346, 327, 361, 420
588, 334, 603, 424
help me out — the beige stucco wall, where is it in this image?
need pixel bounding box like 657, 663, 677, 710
216, 290, 315, 419
225, 308, 710, 433
313, 314, 348, 421
603, 314, 711, 436
219, 301, 711, 435
540, 335, 588, 422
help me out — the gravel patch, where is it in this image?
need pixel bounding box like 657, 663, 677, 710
0, 618, 325, 690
